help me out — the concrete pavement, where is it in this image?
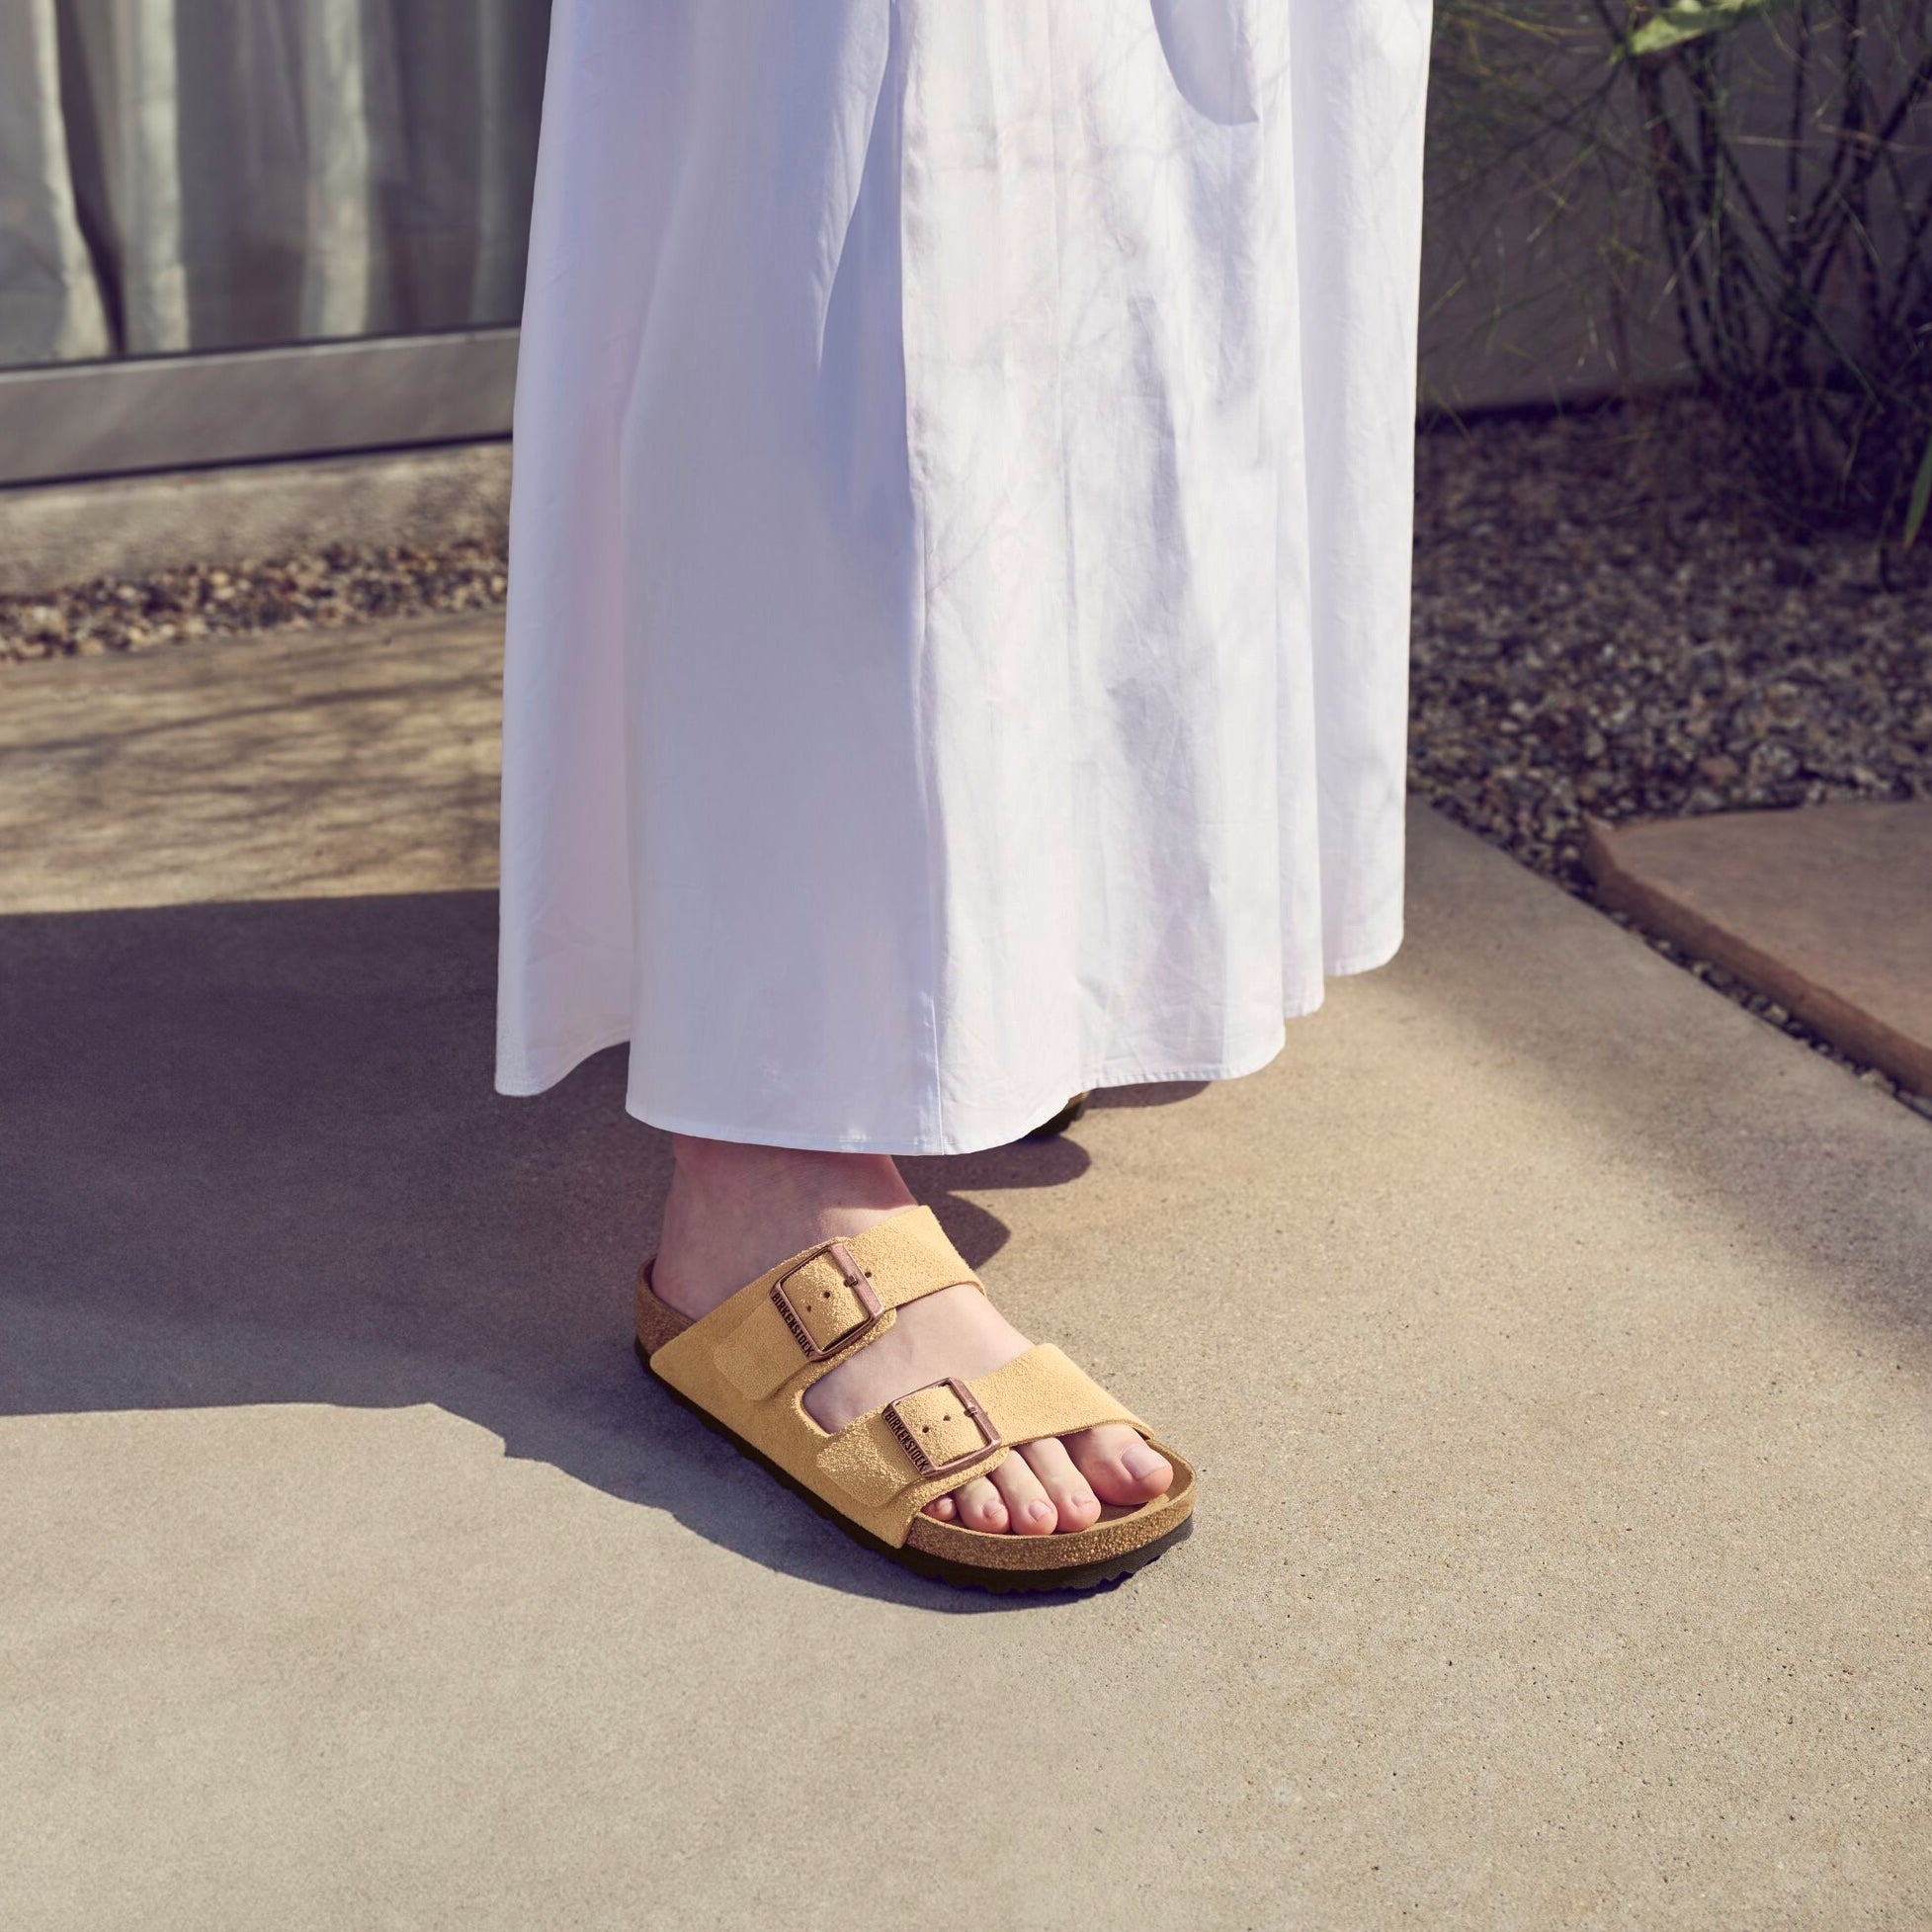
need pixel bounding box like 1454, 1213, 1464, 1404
2, 618, 1928, 1928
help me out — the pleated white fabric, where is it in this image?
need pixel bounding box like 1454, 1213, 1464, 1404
497, 0, 1434, 1154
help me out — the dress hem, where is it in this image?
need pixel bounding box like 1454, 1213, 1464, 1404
622, 1034, 1288, 1159
494, 1024, 636, 1099
492, 923, 1404, 1155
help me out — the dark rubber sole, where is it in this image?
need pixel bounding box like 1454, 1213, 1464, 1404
635, 1339, 1191, 1595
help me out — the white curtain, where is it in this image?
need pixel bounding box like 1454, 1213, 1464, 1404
0, 0, 548, 367
0, 0, 114, 362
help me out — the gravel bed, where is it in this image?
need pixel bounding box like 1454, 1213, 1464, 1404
3, 396, 1926, 1109
0, 537, 508, 663
1411, 391, 1932, 1111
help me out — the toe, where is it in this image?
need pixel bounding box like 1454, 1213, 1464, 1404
989, 1449, 1059, 1537
923, 1491, 958, 1521
951, 1472, 1008, 1533
1064, 1423, 1172, 1506
1019, 1437, 1102, 1532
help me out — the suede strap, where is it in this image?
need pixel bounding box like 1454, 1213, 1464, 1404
704, 1206, 981, 1401
815, 1344, 1143, 1516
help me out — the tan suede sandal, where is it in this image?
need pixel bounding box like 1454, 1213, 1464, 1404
634, 1205, 1195, 1593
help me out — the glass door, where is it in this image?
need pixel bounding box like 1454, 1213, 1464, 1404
0, 0, 550, 481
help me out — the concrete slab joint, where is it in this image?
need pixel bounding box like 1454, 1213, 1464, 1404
1586, 802, 1932, 1100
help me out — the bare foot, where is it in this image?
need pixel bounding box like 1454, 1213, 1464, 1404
650, 1134, 1173, 1533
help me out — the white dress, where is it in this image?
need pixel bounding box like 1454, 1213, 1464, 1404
496, 0, 1434, 1154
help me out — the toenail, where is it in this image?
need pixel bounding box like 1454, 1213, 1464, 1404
1029, 1499, 1052, 1522
1122, 1446, 1160, 1478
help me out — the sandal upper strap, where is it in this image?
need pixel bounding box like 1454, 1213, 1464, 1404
815, 1343, 1144, 1514
703, 1206, 981, 1401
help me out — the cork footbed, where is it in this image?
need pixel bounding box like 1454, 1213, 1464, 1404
633, 1270, 1195, 1594
901, 1446, 1194, 1576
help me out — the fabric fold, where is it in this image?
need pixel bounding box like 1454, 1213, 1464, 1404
498, 0, 1434, 1154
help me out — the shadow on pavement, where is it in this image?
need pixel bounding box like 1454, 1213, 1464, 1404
0, 890, 1198, 1613
1087, 1080, 1209, 1110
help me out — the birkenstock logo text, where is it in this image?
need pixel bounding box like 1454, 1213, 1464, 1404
771, 1284, 816, 1354
885, 1403, 930, 1472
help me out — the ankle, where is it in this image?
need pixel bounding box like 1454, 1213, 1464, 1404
668, 1134, 914, 1216
653, 1135, 917, 1318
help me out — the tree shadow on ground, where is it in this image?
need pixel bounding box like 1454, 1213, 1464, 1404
0, 889, 1204, 1613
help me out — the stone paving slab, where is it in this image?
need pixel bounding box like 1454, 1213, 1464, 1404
1585, 802, 1932, 1099
2, 625, 1930, 1929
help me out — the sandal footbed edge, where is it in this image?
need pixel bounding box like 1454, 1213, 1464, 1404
635, 1339, 1194, 1595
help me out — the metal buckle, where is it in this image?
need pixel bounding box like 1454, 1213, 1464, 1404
769, 1240, 883, 1362
883, 1377, 1003, 1479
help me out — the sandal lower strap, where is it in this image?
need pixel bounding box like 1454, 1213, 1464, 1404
815, 1344, 1145, 1538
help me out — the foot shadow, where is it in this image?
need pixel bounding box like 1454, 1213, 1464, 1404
902, 1134, 1087, 1270
0, 891, 1133, 1612
903, 1081, 1205, 1260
